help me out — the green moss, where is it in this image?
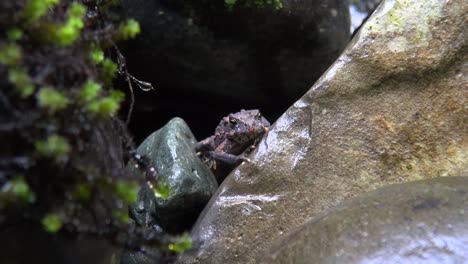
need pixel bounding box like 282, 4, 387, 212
225, 0, 237, 8
42, 213, 62, 233
119, 19, 141, 39
112, 208, 131, 224
363, 0, 442, 45
115, 181, 139, 204
7, 28, 23, 41
75, 183, 92, 201
79, 80, 101, 103
0, 43, 22, 66
23, 0, 59, 23
37, 87, 70, 112
8, 67, 35, 97
0, 176, 36, 205
87, 97, 120, 116
54, 2, 86, 46
35, 134, 71, 159
90, 48, 105, 64
109, 89, 125, 102
168, 233, 192, 253
153, 182, 171, 199
101, 58, 118, 79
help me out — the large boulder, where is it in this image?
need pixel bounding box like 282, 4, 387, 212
121, 0, 350, 138
178, 0, 467, 263
261, 177, 468, 263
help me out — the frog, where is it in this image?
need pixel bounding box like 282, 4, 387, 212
195, 109, 270, 168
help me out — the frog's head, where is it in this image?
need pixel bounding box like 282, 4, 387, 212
223, 109, 270, 144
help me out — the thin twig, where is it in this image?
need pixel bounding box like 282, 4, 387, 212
113, 43, 154, 125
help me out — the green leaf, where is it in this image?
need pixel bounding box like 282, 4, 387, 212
42, 213, 62, 233
37, 87, 69, 112
168, 233, 192, 253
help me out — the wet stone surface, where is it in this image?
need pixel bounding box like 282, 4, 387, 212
261, 177, 468, 263
177, 0, 468, 263
127, 118, 218, 233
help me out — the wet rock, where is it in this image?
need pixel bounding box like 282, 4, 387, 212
121, 0, 350, 139
261, 177, 468, 263
128, 118, 218, 233
178, 0, 467, 263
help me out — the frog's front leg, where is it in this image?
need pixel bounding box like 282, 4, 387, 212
195, 136, 215, 153
208, 151, 251, 165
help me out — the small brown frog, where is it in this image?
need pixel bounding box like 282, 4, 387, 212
196, 109, 270, 169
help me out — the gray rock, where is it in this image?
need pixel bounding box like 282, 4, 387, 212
261, 177, 468, 263
178, 0, 468, 263
128, 118, 218, 233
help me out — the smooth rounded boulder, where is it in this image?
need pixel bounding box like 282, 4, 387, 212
261, 177, 468, 263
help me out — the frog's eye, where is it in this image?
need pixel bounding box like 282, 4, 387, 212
229, 118, 238, 126
256, 113, 262, 120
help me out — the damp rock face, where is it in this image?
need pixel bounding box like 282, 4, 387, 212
178, 0, 467, 263
261, 177, 468, 263
127, 118, 218, 233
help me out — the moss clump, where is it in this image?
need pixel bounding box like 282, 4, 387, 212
37, 87, 70, 113
1, 0, 185, 262
89, 48, 104, 64
22, 0, 59, 23
79, 80, 101, 103
35, 134, 71, 160
168, 233, 193, 253
42, 213, 63, 233
119, 19, 141, 39
0, 176, 36, 206
8, 67, 34, 97
0, 44, 22, 65
53, 2, 87, 46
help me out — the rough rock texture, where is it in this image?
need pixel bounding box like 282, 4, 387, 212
261, 177, 468, 263
179, 0, 467, 263
121, 0, 350, 139
127, 118, 218, 233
